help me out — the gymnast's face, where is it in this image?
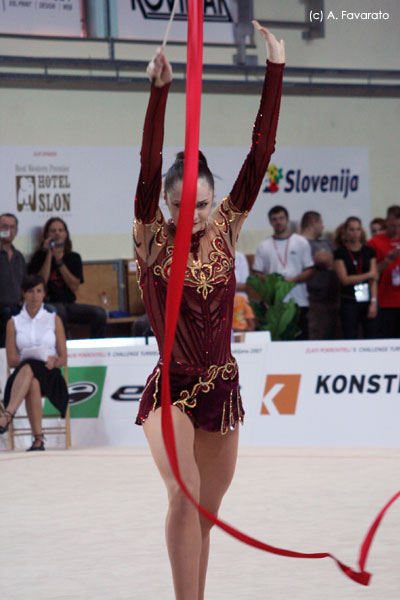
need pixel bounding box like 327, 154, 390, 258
166, 177, 214, 235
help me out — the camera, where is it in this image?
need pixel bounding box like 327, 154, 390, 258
49, 240, 63, 249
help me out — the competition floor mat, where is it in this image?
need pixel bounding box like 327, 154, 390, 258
1, 446, 399, 599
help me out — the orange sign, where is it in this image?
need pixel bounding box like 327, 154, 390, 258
261, 374, 301, 415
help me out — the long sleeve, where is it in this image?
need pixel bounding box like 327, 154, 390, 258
229, 60, 284, 213
135, 83, 171, 223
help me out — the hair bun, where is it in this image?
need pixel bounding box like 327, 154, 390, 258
198, 150, 208, 167
165, 150, 214, 194
174, 150, 208, 167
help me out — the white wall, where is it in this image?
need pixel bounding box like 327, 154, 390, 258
1, 0, 399, 258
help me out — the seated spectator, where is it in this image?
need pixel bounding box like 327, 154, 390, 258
368, 205, 400, 338
334, 217, 378, 339
301, 211, 340, 340
132, 313, 153, 337
0, 275, 68, 451
369, 217, 386, 238
252, 205, 315, 340
28, 217, 106, 339
232, 293, 256, 332
235, 250, 250, 298
0, 213, 26, 347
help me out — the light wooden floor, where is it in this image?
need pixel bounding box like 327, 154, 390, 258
1, 446, 399, 600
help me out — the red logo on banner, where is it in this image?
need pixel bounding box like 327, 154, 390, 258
261, 374, 301, 415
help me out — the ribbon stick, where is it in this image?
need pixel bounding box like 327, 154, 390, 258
159, 0, 399, 587
161, 0, 179, 49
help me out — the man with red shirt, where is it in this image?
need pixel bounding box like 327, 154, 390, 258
368, 205, 400, 337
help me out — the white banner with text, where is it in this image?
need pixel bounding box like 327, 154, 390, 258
0, 145, 370, 245
0, 0, 86, 36
1, 337, 398, 450
115, 0, 238, 44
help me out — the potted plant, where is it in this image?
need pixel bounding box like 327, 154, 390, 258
247, 273, 301, 340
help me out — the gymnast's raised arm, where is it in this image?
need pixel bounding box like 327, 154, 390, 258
229, 21, 285, 213
134, 49, 173, 223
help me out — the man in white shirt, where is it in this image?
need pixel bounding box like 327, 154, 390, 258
252, 205, 315, 339
235, 251, 250, 298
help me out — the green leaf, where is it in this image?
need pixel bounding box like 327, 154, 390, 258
246, 273, 300, 340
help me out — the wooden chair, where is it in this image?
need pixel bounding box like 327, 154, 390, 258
7, 366, 71, 451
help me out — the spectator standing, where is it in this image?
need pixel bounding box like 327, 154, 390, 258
368, 205, 400, 338
369, 217, 386, 238
235, 250, 250, 298
0, 213, 26, 347
301, 211, 340, 339
252, 205, 315, 339
28, 217, 106, 339
334, 216, 378, 339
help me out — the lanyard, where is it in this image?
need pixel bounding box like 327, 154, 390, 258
346, 246, 363, 274
273, 235, 291, 269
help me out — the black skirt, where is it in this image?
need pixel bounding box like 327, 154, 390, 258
4, 359, 69, 417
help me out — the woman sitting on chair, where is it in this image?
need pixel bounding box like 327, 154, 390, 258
0, 274, 68, 451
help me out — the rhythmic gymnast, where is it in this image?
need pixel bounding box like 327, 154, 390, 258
134, 20, 285, 600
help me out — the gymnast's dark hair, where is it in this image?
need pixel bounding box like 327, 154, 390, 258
164, 151, 214, 195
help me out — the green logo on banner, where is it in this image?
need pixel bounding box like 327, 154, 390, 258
43, 366, 107, 418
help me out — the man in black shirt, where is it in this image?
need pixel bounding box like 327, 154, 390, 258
0, 213, 26, 347
28, 217, 106, 339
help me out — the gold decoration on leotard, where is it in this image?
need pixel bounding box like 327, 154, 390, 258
136, 367, 162, 425
139, 359, 242, 431
153, 236, 233, 300
215, 196, 248, 235
140, 366, 161, 412
136, 259, 142, 284
173, 359, 238, 411
220, 387, 244, 435
150, 209, 168, 247
133, 209, 168, 249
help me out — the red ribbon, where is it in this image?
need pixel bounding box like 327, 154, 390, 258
159, 0, 399, 587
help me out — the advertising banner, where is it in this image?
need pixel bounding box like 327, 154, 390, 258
245, 338, 400, 447
115, 0, 238, 44
1, 337, 399, 450
0, 146, 369, 242
66, 337, 400, 448
247, 146, 370, 231
0, 0, 86, 37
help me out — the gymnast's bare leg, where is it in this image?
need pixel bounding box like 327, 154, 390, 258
194, 426, 239, 599
143, 407, 239, 600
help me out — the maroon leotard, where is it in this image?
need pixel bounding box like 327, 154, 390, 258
134, 60, 284, 434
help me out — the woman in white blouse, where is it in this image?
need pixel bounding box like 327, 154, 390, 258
0, 274, 67, 450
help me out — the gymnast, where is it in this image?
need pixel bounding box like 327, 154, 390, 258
133, 20, 285, 600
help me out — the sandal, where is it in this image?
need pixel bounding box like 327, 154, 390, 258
0, 410, 14, 434
27, 433, 46, 452
26, 434, 45, 452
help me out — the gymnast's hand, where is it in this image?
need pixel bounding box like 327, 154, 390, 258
147, 48, 173, 87
252, 20, 285, 64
